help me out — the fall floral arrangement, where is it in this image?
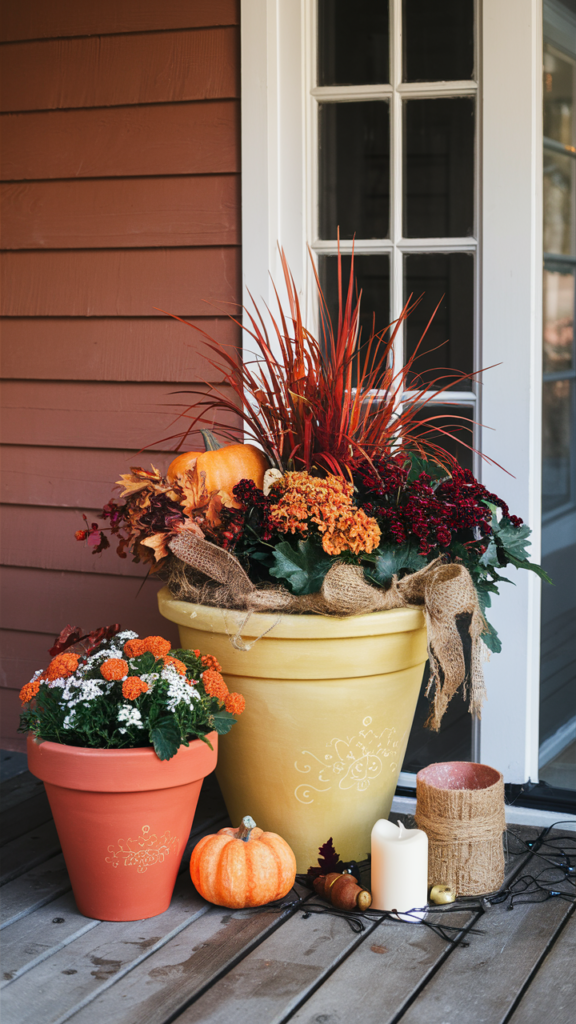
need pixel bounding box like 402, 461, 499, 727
78, 254, 548, 653
19, 624, 244, 760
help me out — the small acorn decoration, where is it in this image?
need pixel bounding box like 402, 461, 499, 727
314, 872, 372, 911
429, 884, 456, 905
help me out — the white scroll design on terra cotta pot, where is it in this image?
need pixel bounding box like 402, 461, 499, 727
105, 824, 179, 872
293, 717, 406, 804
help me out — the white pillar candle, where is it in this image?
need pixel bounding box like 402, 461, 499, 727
371, 819, 428, 919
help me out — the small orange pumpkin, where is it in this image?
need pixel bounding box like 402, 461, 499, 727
190, 815, 297, 908
167, 443, 268, 507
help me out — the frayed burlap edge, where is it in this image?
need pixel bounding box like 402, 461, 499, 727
165, 533, 489, 730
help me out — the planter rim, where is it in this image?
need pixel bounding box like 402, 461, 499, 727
416, 761, 503, 793
158, 585, 425, 639
27, 732, 218, 793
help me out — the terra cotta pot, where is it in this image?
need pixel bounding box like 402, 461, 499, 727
158, 586, 427, 871
27, 733, 217, 921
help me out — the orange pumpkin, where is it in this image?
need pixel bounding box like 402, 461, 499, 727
167, 443, 268, 507
190, 815, 297, 908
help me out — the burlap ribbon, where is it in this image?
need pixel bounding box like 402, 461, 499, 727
167, 533, 489, 730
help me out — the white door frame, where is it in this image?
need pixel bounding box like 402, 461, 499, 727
240, 0, 544, 785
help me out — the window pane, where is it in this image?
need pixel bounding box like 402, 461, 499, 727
542, 379, 573, 513
319, 102, 390, 240
404, 253, 474, 389
318, 0, 389, 86
318, 253, 390, 349
544, 150, 575, 256
410, 405, 474, 472
404, 98, 474, 238
402, 0, 474, 83
544, 45, 575, 146
543, 267, 574, 373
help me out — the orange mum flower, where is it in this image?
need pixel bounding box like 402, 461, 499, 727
19, 679, 41, 704
193, 649, 201, 656
202, 668, 228, 701
122, 676, 149, 700
140, 636, 172, 659
101, 658, 129, 681
163, 656, 187, 676
123, 638, 146, 658
201, 653, 222, 673
46, 652, 79, 680
225, 692, 245, 715
269, 471, 381, 556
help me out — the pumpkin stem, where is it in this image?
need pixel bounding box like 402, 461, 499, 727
200, 429, 224, 452
237, 815, 257, 841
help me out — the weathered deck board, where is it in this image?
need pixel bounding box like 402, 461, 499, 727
1, 789, 53, 846
0, 770, 45, 813
0, 820, 61, 885
0, 854, 71, 929
1, 768, 574, 1024
162, 832, 533, 1024
0, 874, 210, 1024
396, 855, 574, 1024
508, 911, 576, 1024
66, 885, 312, 1024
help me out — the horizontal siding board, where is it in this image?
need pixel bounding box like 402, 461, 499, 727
0, 28, 239, 113
0, 247, 241, 316
0, 175, 240, 248
0, 629, 60, 689
1, 504, 156, 577
0, 446, 183, 507
1, 380, 241, 449
0, 0, 239, 42
0, 566, 180, 645
1, 101, 239, 180
0, 317, 239, 380
0, 688, 27, 750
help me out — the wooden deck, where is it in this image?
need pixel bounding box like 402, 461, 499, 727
1, 768, 574, 1024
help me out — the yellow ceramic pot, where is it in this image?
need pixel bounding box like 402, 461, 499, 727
158, 586, 427, 871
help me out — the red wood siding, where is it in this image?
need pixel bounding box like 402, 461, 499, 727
0, 0, 242, 749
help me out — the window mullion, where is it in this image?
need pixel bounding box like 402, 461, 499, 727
391, 0, 404, 379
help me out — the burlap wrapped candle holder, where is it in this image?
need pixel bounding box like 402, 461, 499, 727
415, 761, 506, 896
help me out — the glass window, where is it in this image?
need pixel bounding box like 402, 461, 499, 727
404, 98, 475, 238
402, 0, 474, 83
318, 0, 390, 86
543, 380, 573, 513
404, 253, 474, 388
543, 266, 574, 373
410, 405, 474, 472
318, 253, 390, 346
319, 102, 390, 240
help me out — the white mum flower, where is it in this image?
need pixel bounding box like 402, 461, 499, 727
117, 704, 143, 728
62, 711, 77, 730
116, 630, 138, 641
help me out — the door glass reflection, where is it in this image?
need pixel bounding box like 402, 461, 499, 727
319, 102, 390, 240
543, 267, 574, 373
404, 253, 474, 389
404, 98, 475, 238
402, 0, 474, 83
318, 0, 390, 86
318, 254, 390, 347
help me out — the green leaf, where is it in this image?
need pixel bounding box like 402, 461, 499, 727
482, 618, 502, 654
365, 542, 427, 587
493, 518, 533, 561
479, 537, 500, 568
407, 455, 450, 484
211, 710, 237, 735
269, 539, 333, 595
150, 716, 181, 761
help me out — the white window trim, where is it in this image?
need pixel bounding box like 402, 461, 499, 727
240, 0, 544, 785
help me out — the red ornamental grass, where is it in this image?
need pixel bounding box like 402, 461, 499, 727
156, 247, 498, 480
